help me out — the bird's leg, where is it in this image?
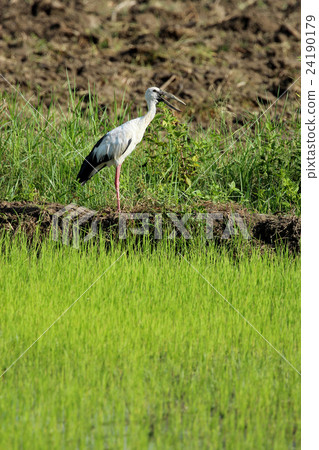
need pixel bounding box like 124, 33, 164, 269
115, 164, 122, 212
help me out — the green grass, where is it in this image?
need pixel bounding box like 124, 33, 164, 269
0, 234, 300, 449
0, 89, 300, 214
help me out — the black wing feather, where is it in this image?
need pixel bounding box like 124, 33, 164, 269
121, 138, 132, 157
76, 135, 110, 185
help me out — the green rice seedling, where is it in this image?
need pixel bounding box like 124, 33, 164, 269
0, 233, 300, 449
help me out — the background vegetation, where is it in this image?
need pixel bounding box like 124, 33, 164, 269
0, 90, 301, 215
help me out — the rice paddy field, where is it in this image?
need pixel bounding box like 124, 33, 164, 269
0, 235, 300, 449
0, 89, 301, 449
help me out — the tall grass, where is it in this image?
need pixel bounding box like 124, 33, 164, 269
0, 89, 300, 214
0, 233, 300, 448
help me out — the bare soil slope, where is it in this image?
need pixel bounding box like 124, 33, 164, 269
0, 0, 300, 124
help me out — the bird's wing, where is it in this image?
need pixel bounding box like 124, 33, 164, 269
76, 127, 134, 185
94, 127, 134, 163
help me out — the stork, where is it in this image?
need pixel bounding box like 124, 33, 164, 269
76, 87, 185, 212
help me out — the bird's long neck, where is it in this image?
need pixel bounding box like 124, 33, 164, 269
141, 100, 157, 129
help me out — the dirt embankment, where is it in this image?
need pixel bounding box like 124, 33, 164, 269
0, 0, 300, 125
0, 202, 301, 253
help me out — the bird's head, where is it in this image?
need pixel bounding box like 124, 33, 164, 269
145, 87, 186, 112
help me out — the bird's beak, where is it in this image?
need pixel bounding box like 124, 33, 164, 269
159, 90, 186, 112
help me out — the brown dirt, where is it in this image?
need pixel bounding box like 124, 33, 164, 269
0, 0, 300, 125
0, 201, 301, 253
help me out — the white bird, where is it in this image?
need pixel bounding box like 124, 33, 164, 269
76, 87, 185, 212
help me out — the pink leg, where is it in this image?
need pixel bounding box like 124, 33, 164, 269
115, 164, 122, 212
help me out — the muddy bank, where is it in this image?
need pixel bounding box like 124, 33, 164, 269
0, 201, 300, 253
